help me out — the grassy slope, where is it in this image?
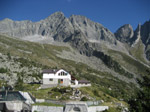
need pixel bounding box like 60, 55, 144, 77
0, 35, 139, 105
129, 40, 148, 64
108, 49, 149, 76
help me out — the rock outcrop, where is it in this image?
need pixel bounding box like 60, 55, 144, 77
115, 24, 134, 43
140, 21, 150, 60
69, 15, 116, 44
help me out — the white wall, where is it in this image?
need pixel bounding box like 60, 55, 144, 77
88, 106, 109, 112
4, 101, 23, 111
32, 105, 108, 112
32, 106, 63, 112
43, 69, 71, 85
43, 69, 71, 80
19, 91, 34, 104
75, 80, 78, 85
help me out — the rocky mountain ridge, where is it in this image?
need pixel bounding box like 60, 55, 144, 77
0, 12, 149, 56
0, 12, 116, 43
0, 12, 150, 85
115, 21, 150, 60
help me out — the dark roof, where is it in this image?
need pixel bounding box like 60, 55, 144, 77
0, 91, 26, 101
42, 69, 59, 73
71, 75, 77, 80
78, 79, 90, 84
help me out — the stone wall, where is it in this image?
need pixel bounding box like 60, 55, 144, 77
32, 106, 63, 112
32, 105, 108, 112
86, 101, 101, 106
45, 100, 66, 106
64, 102, 88, 112
0, 101, 31, 111
5, 101, 23, 111
36, 99, 45, 103
71, 84, 91, 88
88, 106, 109, 112
36, 99, 102, 106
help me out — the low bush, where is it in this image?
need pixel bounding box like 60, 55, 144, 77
93, 89, 100, 97
0, 67, 8, 73
80, 96, 88, 101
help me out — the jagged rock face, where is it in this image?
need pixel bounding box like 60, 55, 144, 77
0, 12, 117, 44
114, 21, 150, 61
131, 24, 141, 45
0, 19, 36, 37
129, 21, 150, 48
0, 12, 149, 61
140, 21, 150, 60
130, 21, 150, 60
115, 24, 134, 43
66, 30, 93, 56
0, 12, 72, 39
38, 12, 74, 40
69, 15, 116, 44
140, 21, 150, 45
0, 12, 120, 59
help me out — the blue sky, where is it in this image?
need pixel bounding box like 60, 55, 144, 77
0, 0, 149, 32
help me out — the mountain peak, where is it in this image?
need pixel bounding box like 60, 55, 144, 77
46, 11, 65, 19
137, 23, 141, 30
115, 24, 134, 42
1, 18, 13, 22
52, 11, 64, 16
140, 20, 150, 45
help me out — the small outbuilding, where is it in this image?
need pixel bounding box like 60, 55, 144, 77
0, 91, 34, 112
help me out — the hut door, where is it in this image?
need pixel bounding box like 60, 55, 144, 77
58, 79, 63, 84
